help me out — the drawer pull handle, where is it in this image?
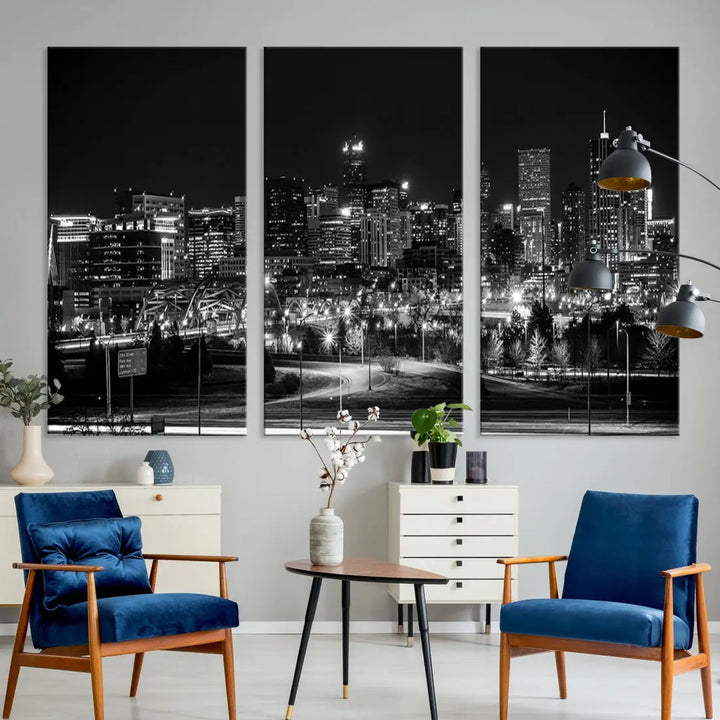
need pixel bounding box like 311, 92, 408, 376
456, 516, 463, 523
154, 494, 163, 502
457, 495, 464, 502
456, 538, 463, 546
456, 560, 463, 567
456, 581, 463, 589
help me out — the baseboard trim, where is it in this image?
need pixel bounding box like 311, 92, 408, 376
2, 620, 719, 637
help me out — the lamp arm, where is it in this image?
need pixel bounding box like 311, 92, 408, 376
643, 146, 720, 194
591, 246, 720, 275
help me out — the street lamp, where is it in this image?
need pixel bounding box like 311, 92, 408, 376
322, 328, 343, 413
421, 322, 427, 363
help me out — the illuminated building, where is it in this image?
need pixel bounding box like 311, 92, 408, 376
480, 163, 491, 245
113, 188, 185, 251
307, 213, 352, 265
265, 176, 308, 257
360, 208, 389, 266
517, 148, 551, 264
186, 207, 235, 279
560, 182, 586, 265
49, 214, 96, 289
449, 189, 463, 254
234, 195, 246, 253
410, 202, 448, 246
366, 182, 401, 264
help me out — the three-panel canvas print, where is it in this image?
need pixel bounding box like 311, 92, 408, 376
46, 46, 679, 438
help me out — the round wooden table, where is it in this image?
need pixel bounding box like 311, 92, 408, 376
284, 557, 448, 720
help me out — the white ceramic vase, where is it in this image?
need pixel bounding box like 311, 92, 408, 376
309, 507, 344, 566
10, 425, 54, 486
136, 461, 154, 485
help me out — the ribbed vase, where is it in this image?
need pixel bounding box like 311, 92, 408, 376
10, 425, 54, 486
309, 507, 343, 566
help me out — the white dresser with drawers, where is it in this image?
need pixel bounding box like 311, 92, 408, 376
388, 482, 518, 640
0, 483, 222, 605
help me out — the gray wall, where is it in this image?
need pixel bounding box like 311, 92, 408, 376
1, 0, 720, 625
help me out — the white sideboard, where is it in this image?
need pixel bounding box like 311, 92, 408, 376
388, 482, 518, 636
0, 484, 222, 605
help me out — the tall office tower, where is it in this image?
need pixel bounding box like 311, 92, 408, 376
49, 214, 96, 289
517, 148, 551, 264
113, 189, 185, 251
619, 190, 648, 252
448, 190, 463, 254
341, 137, 366, 262
410, 203, 448, 247
647, 217, 676, 251
265, 176, 308, 258
307, 214, 352, 265
233, 196, 246, 253
399, 210, 412, 249
490, 203, 515, 231
480, 163, 491, 247
652, 231, 679, 285
399, 181, 410, 210
360, 208, 389, 266
305, 185, 339, 221
560, 183, 587, 265
186, 207, 235, 278
366, 182, 401, 264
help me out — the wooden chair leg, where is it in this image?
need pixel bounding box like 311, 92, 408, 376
129, 653, 144, 697
696, 574, 713, 719
661, 576, 674, 720
222, 629, 236, 720
87, 573, 104, 720
554, 651, 567, 699
499, 633, 511, 720
3, 570, 35, 719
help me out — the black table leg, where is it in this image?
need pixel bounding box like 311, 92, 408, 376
397, 602, 404, 634
342, 579, 350, 699
286, 577, 322, 720
485, 603, 491, 634
414, 583, 439, 720
407, 603, 414, 647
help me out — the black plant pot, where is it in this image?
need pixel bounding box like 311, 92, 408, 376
410, 431, 431, 484
428, 442, 457, 484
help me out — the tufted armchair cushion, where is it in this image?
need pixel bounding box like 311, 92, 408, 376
27, 516, 152, 611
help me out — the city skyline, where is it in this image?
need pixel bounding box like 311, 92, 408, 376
265, 48, 461, 204
481, 47, 678, 222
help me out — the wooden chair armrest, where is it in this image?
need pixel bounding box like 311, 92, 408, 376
497, 555, 568, 566
661, 562, 711, 578
13, 562, 105, 573
142, 553, 238, 563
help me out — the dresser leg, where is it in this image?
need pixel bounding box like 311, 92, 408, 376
407, 604, 414, 647
485, 603, 491, 634
397, 603, 404, 635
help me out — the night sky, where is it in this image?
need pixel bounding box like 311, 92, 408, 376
264, 48, 462, 204
48, 48, 246, 217
481, 47, 678, 221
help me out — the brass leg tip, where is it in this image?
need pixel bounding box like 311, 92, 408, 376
343, 684, 349, 699
397, 624, 404, 634
407, 637, 414, 648
285, 705, 293, 720
485, 623, 491, 635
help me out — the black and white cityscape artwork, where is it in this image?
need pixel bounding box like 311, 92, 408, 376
480, 47, 679, 435
48, 48, 247, 435
264, 48, 463, 433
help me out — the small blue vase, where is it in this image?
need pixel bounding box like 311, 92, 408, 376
144, 450, 174, 485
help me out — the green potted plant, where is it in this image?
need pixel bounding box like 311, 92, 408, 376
0, 359, 63, 486
411, 402, 472, 484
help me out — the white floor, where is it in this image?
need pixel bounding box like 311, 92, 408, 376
0, 633, 717, 719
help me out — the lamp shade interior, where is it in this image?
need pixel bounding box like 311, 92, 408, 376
656, 298, 705, 339
598, 148, 652, 192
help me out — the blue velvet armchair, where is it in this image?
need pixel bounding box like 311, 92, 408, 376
2, 490, 239, 720
499, 491, 712, 720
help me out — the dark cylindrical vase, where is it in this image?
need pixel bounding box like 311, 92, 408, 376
428, 442, 457, 484
410, 431, 431, 484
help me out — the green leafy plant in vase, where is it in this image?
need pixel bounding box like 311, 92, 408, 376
411, 402, 472, 484
0, 359, 63, 486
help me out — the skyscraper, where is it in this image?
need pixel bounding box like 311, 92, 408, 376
341, 137, 366, 262
560, 182, 586, 265
480, 163, 491, 247
265, 176, 308, 257
234, 195, 246, 253
186, 207, 235, 279
517, 148, 551, 264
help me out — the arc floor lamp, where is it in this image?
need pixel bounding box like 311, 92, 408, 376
569, 125, 720, 338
